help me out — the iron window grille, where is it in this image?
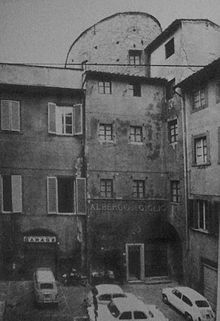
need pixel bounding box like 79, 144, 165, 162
100, 179, 113, 198
133, 180, 145, 199
168, 119, 178, 143
99, 123, 113, 142
170, 180, 180, 203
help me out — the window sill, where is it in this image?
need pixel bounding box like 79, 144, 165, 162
192, 162, 211, 168
170, 202, 180, 205
191, 106, 208, 113
129, 141, 143, 145
190, 227, 209, 235
0, 130, 23, 134
48, 212, 75, 216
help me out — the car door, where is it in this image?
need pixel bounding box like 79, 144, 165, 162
181, 295, 193, 315
171, 289, 183, 311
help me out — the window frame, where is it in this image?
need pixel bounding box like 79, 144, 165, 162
98, 80, 112, 94
192, 85, 207, 112
1, 175, 22, 213
192, 133, 210, 166
165, 38, 175, 59
99, 123, 113, 142
129, 50, 142, 65
170, 180, 180, 203
0, 99, 21, 132
133, 180, 145, 199
129, 126, 143, 143
168, 119, 178, 144
128, 83, 141, 97
100, 179, 113, 198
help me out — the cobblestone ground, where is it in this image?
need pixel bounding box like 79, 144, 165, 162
3, 281, 185, 321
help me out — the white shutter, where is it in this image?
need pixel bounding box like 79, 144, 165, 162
47, 177, 57, 214
1, 100, 10, 130
76, 178, 86, 214
12, 175, 22, 213
48, 103, 57, 134
73, 104, 83, 135
11, 101, 20, 131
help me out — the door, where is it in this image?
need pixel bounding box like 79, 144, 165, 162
203, 263, 217, 310
126, 244, 144, 281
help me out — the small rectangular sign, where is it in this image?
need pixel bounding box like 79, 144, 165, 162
23, 236, 56, 243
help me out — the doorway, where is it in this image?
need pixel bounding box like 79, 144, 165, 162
126, 243, 144, 281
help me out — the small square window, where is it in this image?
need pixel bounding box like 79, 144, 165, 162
130, 126, 143, 143
99, 123, 113, 142
98, 81, 112, 94
168, 119, 178, 143
170, 180, 180, 203
100, 179, 113, 198
165, 38, 174, 59
129, 50, 142, 65
133, 180, 145, 199
129, 83, 141, 97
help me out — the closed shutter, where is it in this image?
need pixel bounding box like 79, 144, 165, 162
188, 199, 194, 228
73, 104, 83, 135
47, 177, 57, 214
11, 101, 20, 131
12, 175, 22, 212
48, 103, 57, 134
203, 264, 217, 310
76, 178, 86, 214
1, 100, 10, 130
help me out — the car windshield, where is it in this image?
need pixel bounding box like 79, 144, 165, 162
195, 300, 209, 308
40, 283, 53, 289
108, 302, 120, 318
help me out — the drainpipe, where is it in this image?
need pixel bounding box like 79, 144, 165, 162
216, 222, 220, 320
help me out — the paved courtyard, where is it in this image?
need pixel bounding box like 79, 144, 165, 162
1, 280, 185, 321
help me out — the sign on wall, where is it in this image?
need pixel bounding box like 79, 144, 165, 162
23, 236, 56, 243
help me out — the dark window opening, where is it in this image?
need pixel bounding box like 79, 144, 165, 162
165, 38, 175, 59
57, 177, 73, 213
129, 50, 142, 65
3, 175, 12, 212
166, 78, 175, 100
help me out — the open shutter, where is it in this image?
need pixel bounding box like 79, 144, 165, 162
48, 103, 57, 134
11, 101, 20, 131
188, 199, 194, 228
12, 175, 22, 213
73, 104, 83, 135
76, 178, 86, 214
209, 202, 219, 236
1, 100, 10, 130
47, 177, 57, 214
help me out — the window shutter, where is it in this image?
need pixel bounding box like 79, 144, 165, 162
1, 100, 10, 130
73, 104, 83, 135
76, 178, 86, 214
209, 202, 219, 236
11, 101, 20, 131
47, 177, 57, 214
218, 127, 220, 163
48, 103, 57, 134
12, 175, 22, 213
188, 199, 197, 228
0, 176, 2, 212
216, 82, 220, 104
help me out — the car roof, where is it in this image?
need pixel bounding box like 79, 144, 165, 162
174, 287, 207, 301
111, 297, 148, 312
95, 284, 123, 295
35, 268, 55, 282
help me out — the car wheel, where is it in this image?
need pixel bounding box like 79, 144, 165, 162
185, 312, 193, 321
162, 294, 169, 304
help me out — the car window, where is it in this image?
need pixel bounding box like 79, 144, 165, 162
119, 312, 132, 320
99, 294, 111, 301
195, 300, 209, 308
134, 311, 148, 319
113, 293, 126, 299
173, 289, 182, 299
182, 295, 193, 306
40, 283, 53, 289
108, 302, 120, 318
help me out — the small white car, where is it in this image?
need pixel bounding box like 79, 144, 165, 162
88, 296, 169, 321
162, 286, 215, 321
86, 284, 127, 307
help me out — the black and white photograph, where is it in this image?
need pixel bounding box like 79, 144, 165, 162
0, 0, 220, 320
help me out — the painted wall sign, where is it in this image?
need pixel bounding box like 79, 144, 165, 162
88, 199, 167, 213
23, 236, 56, 243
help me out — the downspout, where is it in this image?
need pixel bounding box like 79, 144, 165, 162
175, 87, 189, 252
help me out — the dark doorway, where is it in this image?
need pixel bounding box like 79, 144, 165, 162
128, 245, 141, 280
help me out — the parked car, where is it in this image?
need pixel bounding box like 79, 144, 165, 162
33, 267, 58, 306
86, 284, 127, 307
162, 286, 215, 321
88, 296, 169, 321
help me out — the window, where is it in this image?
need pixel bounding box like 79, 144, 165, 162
192, 86, 207, 110
130, 126, 143, 143
119, 312, 132, 320
48, 103, 82, 136
129, 83, 141, 97
194, 136, 208, 165
134, 311, 147, 319
47, 176, 74, 214
168, 119, 178, 143
170, 180, 180, 203
166, 79, 175, 100
133, 180, 145, 199
1, 175, 22, 213
216, 81, 220, 104
1, 100, 20, 131
100, 179, 113, 198
165, 38, 174, 59
99, 294, 111, 301
189, 199, 219, 235
182, 295, 193, 307
99, 123, 113, 142
98, 81, 112, 94
129, 50, 142, 65
173, 289, 182, 299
